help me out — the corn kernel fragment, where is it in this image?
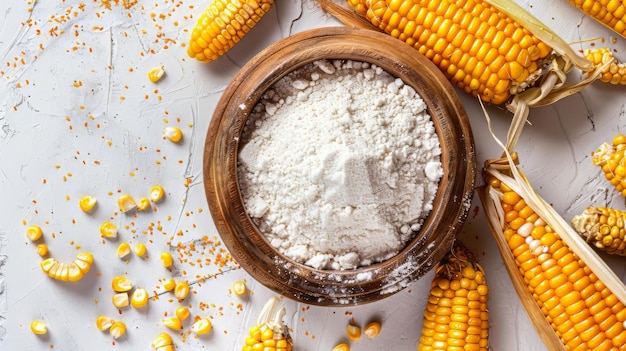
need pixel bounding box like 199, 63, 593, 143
163, 278, 176, 291
347, 323, 361, 341
163, 127, 182, 143
162, 317, 183, 331
100, 221, 118, 238
117, 194, 137, 213
36, 243, 48, 256
131, 288, 149, 308
137, 197, 151, 211
191, 317, 212, 335
30, 320, 47, 335
231, 280, 247, 296
160, 251, 173, 268
134, 242, 147, 257
26, 225, 43, 241
117, 242, 131, 258
109, 321, 126, 339
96, 315, 114, 331
174, 281, 190, 300
112, 276, 133, 292
333, 343, 350, 351
363, 321, 381, 339
148, 65, 165, 83
150, 185, 165, 202
175, 306, 190, 320
151, 332, 174, 348
112, 292, 130, 308
79, 195, 97, 212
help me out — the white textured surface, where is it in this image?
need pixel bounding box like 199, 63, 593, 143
0, 0, 625, 350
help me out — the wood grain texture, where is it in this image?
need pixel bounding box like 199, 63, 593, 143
203, 27, 476, 306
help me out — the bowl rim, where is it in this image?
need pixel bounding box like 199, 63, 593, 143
203, 26, 476, 306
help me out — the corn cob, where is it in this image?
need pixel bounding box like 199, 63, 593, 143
592, 133, 626, 196
417, 243, 489, 351
187, 0, 274, 63
320, 0, 600, 109
484, 174, 626, 350
572, 206, 626, 256
242, 296, 292, 351
566, 0, 626, 38
584, 48, 626, 85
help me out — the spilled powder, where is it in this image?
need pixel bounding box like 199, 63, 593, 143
237, 59, 442, 270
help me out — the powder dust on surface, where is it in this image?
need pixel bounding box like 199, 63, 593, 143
238, 59, 443, 270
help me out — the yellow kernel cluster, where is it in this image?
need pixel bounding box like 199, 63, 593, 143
40, 252, 93, 282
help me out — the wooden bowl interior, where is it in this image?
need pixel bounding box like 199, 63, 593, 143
204, 27, 476, 306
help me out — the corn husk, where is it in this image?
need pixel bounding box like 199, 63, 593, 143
479, 101, 626, 350
318, 0, 614, 135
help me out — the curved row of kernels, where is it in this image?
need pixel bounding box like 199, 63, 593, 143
490, 177, 626, 350
39, 252, 93, 282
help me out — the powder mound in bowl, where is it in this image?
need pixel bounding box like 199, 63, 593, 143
237, 59, 443, 270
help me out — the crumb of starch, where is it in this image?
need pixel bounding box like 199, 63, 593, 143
237, 59, 443, 270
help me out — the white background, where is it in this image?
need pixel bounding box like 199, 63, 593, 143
1, 0, 625, 350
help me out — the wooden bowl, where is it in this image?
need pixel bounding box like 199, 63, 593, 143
203, 27, 476, 306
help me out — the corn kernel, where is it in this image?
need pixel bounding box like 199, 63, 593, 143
162, 317, 183, 331
163, 278, 176, 291
26, 225, 43, 241
79, 195, 97, 212
333, 343, 350, 351
117, 242, 131, 259
148, 65, 165, 83
112, 276, 133, 292
40, 258, 58, 274
96, 315, 115, 331
191, 317, 212, 335
347, 323, 361, 341
117, 194, 137, 213
36, 243, 48, 256
112, 292, 130, 308
109, 321, 126, 339
150, 185, 165, 202
163, 127, 183, 143
231, 280, 247, 296
137, 197, 151, 211
66, 262, 84, 282
363, 321, 381, 339
131, 287, 149, 308
100, 221, 118, 238
134, 242, 147, 257
30, 320, 47, 335
175, 306, 190, 320
160, 251, 173, 268
174, 281, 190, 300
53, 262, 69, 281
76, 252, 94, 264
73, 258, 91, 274
151, 332, 174, 348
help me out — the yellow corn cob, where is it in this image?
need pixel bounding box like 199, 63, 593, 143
343, 0, 555, 105
585, 48, 626, 85
592, 133, 626, 196
242, 296, 293, 351
572, 206, 626, 256
187, 0, 275, 63
566, 0, 626, 38
486, 176, 626, 349
417, 242, 489, 351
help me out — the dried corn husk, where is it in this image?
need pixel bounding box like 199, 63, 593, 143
479, 101, 626, 350
318, 0, 613, 134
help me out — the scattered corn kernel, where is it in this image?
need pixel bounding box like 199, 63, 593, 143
160, 251, 173, 268
109, 321, 126, 339
96, 315, 115, 331
117, 242, 131, 259
346, 323, 361, 341
131, 288, 149, 308
148, 65, 165, 83
175, 306, 190, 320
36, 243, 48, 256
79, 195, 97, 212
134, 242, 147, 257
26, 225, 43, 241
191, 317, 212, 335
151, 332, 174, 349
174, 281, 190, 300
112, 276, 133, 292
163, 126, 182, 143
100, 221, 118, 238
163, 278, 176, 291
231, 280, 247, 296
30, 320, 47, 335
112, 292, 130, 308
150, 185, 165, 202
333, 343, 350, 351
162, 317, 183, 331
137, 197, 151, 211
363, 321, 381, 339
117, 194, 137, 213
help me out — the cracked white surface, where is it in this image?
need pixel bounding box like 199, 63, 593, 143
0, 0, 625, 350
